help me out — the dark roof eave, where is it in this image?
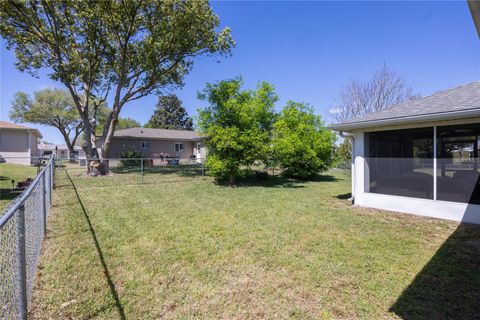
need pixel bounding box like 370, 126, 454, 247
329, 109, 480, 132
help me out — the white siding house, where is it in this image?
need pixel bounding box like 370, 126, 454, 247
0, 121, 42, 165
330, 82, 480, 224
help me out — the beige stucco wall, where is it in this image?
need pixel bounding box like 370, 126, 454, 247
0, 129, 33, 164
108, 138, 196, 158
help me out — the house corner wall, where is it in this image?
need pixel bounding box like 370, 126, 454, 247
353, 132, 365, 200
0, 129, 31, 165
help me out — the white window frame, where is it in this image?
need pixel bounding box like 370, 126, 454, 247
174, 143, 184, 153
141, 141, 150, 149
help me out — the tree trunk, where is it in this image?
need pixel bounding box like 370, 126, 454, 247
68, 145, 76, 162
99, 105, 121, 174
81, 120, 98, 175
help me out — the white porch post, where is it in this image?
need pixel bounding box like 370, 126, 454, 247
351, 136, 355, 201
354, 132, 366, 195
433, 126, 437, 200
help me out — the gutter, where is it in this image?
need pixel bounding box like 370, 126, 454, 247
468, 0, 480, 37
329, 108, 480, 132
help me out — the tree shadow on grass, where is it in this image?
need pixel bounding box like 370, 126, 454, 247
64, 171, 126, 320
111, 164, 204, 178
390, 222, 480, 319
335, 192, 352, 200
217, 174, 340, 188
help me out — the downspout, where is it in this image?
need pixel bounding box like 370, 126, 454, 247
339, 131, 355, 204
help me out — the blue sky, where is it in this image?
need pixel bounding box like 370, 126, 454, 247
1, 1, 479, 144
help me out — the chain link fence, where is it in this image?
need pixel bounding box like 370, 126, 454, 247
55, 157, 207, 187
55, 157, 351, 188
0, 156, 54, 320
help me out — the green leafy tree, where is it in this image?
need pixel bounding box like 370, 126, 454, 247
335, 138, 352, 169
198, 78, 278, 183
272, 102, 336, 179
0, 0, 234, 173
117, 118, 141, 130
95, 104, 140, 135
145, 95, 193, 130
10, 88, 82, 161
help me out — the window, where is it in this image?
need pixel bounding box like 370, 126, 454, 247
141, 141, 150, 149
365, 127, 434, 199
437, 123, 480, 204
174, 143, 184, 153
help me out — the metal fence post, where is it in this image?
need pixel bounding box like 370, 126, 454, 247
16, 204, 28, 320
141, 158, 144, 185
201, 160, 204, 176
43, 174, 47, 236
51, 157, 54, 191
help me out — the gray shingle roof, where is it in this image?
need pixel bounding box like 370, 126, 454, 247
0, 121, 43, 138
330, 81, 480, 131
113, 127, 206, 141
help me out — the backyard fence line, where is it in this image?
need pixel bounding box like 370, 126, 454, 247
55, 157, 208, 184
0, 156, 55, 320
53, 157, 351, 187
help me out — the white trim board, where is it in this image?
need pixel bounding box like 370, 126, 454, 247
355, 192, 480, 224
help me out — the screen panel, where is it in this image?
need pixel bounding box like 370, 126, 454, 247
437, 123, 480, 204
365, 127, 434, 199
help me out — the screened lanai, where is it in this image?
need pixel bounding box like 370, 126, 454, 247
330, 81, 480, 224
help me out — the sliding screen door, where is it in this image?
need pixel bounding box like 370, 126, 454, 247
437, 123, 480, 204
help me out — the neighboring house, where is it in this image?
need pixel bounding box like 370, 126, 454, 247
330, 81, 480, 224
38, 143, 86, 160
0, 121, 42, 165
97, 127, 207, 160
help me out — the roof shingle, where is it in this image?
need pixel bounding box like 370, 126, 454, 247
0, 121, 42, 138
330, 81, 480, 131
112, 127, 205, 141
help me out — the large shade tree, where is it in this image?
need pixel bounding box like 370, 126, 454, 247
145, 94, 193, 130
0, 0, 233, 172
10, 88, 82, 161
10, 88, 141, 161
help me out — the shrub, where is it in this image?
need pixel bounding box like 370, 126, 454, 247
198, 78, 277, 183
334, 138, 352, 169
272, 102, 336, 179
119, 148, 144, 168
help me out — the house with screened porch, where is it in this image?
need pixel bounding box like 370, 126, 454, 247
330, 81, 480, 224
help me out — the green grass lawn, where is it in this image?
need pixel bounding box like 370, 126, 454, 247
30, 167, 480, 319
0, 163, 37, 211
